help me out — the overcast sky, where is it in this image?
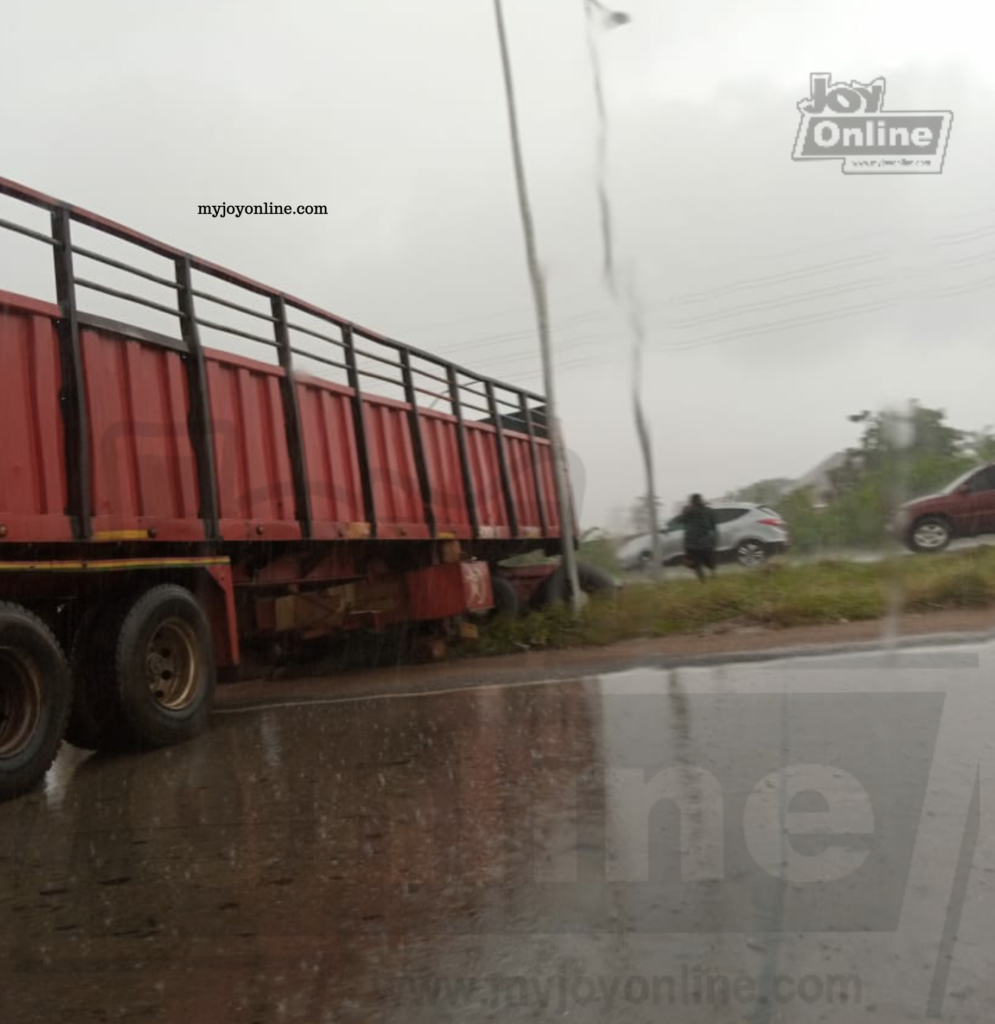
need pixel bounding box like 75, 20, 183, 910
2, 0, 993, 529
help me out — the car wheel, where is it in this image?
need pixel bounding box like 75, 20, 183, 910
909, 516, 951, 553
735, 540, 767, 568
637, 550, 652, 571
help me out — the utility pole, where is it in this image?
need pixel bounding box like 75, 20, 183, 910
492, 0, 582, 613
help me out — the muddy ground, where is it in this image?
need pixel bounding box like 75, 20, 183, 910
218, 605, 995, 710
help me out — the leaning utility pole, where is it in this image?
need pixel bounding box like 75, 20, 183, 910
492, 0, 582, 613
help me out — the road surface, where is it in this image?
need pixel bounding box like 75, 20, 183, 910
1, 639, 993, 1022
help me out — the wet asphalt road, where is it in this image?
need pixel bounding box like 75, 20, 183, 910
2, 641, 994, 1023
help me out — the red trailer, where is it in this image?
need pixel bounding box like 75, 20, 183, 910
0, 177, 607, 802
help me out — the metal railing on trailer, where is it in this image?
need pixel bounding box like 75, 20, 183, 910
0, 176, 552, 544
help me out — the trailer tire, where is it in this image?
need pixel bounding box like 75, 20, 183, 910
0, 602, 72, 803
532, 561, 617, 609
65, 601, 127, 751
69, 587, 216, 751
112, 585, 216, 749
491, 575, 521, 619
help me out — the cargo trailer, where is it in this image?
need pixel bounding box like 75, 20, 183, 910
0, 177, 607, 802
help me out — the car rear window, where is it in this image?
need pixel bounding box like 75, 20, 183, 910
970, 467, 995, 492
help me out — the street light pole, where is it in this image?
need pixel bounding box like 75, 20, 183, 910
491, 0, 582, 614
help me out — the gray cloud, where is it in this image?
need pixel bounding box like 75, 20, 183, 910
1, 0, 992, 527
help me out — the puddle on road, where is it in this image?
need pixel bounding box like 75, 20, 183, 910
1, 648, 992, 1022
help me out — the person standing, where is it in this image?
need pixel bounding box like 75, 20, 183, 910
680, 493, 718, 582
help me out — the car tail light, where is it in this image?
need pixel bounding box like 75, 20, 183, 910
757, 518, 784, 527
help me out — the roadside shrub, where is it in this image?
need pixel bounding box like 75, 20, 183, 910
905, 570, 995, 611
466, 548, 995, 658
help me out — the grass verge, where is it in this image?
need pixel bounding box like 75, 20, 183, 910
473, 546, 995, 656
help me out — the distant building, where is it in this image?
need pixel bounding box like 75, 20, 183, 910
724, 450, 861, 511
791, 451, 859, 508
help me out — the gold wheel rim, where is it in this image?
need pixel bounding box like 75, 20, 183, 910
146, 619, 200, 711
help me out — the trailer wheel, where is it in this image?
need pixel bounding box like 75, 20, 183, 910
65, 601, 126, 751
70, 586, 215, 751
470, 574, 521, 623
113, 585, 216, 749
532, 561, 618, 609
0, 602, 72, 802
491, 575, 521, 619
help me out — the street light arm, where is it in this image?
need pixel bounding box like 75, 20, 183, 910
586, 0, 631, 28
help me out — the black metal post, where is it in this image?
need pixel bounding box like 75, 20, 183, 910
344, 325, 377, 536
520, 393, 548, 535
399, 350, 436, 535
50, 208, 92, 541
175, 257, 221, 540
486, 381, 519, 536
272, 295, 313, 537
448, 366, 480, 537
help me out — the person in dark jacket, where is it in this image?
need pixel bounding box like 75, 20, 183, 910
680, 493, 717, 582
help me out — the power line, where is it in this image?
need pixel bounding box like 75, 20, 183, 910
441, 234, 995, 375
415, 229, 995, 360
394, 214, 995, 394
503, 262, 995, 381
394, 207, 995, 345
660, 251, 888, 307
653, 274, 889, 330
659, 268, 995, 353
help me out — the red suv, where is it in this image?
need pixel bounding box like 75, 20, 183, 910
895, 463, 995, 552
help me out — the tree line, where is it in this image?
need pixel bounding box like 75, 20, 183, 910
731, 403, 995, 552
625, 404, 995, 553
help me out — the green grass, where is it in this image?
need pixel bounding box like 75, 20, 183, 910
473, 546, 995, 656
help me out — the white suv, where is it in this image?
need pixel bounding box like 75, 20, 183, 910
617, 502, 790, 570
